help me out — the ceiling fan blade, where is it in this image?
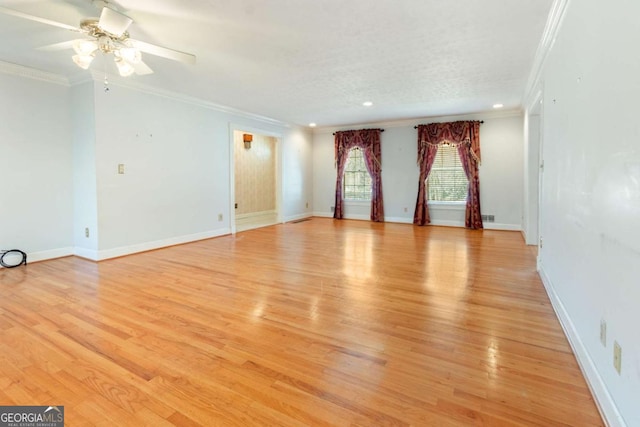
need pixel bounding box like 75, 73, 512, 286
130, 39, 196, 65
37, 40, 79, 52
98, 7, 132, 37
0, 6, 79, 32
133, 60, 153, 76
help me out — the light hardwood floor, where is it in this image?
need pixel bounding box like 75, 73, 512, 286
0, 219, 603, 426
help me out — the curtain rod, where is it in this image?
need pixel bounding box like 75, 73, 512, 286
332, 129, 385, 136
413, 121, 483, 129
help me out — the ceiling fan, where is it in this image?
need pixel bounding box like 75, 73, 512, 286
0, 0, 196, 77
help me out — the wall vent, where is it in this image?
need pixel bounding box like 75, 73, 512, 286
482, 214, 495, 222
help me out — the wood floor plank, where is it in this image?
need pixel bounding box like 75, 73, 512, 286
0, 219, 603, 425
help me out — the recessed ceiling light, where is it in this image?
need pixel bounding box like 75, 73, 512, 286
362, 101, 373, 107
493, 103, 504, 109
309, 123, 317, 127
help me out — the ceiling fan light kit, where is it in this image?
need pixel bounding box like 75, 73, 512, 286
114, 56, 135, 77
72, 53, 95, 70
74, 17, 145, 77
0, 2, 196, 78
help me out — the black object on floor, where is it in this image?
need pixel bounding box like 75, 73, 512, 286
0, 249, 27, 268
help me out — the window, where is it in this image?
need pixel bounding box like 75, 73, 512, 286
343, 147, 372, 200
428, 144, 468, 202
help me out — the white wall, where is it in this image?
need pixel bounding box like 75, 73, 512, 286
0, 71, 313, 262
535, 0, 640, 425
282, 127, 314, 221
312, 113, 524, 230
89, 81, 313, 258
71, 82, 99, 257
0, 72, 73, 261
93, 83, 230, 255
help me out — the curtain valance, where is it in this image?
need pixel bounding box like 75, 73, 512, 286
417, 121, 481, 164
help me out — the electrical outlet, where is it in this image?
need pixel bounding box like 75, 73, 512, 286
85, 227, 90, 238
118, 163, 125, 174
613, 341, 622, 374
330, 206, 335, 212
218, 213, 223, 221
600, 319, 607, 347
404, 207, 408, 213
306, 202, 309, 209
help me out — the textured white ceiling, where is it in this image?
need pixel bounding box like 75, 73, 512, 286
0, 0, 553, 127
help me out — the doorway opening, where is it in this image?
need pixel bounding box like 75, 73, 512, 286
230, 128, 282, 233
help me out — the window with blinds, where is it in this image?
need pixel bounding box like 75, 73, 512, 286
428, 144, 468, 202
343, 147, 372, 200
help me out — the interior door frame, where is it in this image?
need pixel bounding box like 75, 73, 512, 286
524, 87, 543, 248
228, 123, 283, 234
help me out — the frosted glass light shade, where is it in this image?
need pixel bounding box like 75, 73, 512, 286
115, 58, 135, 77
73, 40, 98, 56
72, 54, 95, 70
118, 47, 141, 64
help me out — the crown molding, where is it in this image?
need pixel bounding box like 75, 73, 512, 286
311, 109, 523, 135
82, 69, 288, 128
523, 0, 571, 104
0, 60, 69, 86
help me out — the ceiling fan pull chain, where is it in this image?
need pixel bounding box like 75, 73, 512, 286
103, 58, 110, 93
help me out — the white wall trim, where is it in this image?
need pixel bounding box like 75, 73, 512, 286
420, 220, 520, 231
384, 216, 414, 224
312, 109, 523, 135
77, 228, 231, 261
0, 60, 69, 86
312, 212, 371, 221
285, 213, 314, 223
342, 213, 370, 221
73, 247, 99, 261
523, 0, 571, 101
84, 70, 287, 127
484, 223, 521, 231
311, 213, 519, 231
538, 262, 626, 427
429, 219, 464, 228
313, 211, 333, 218
235, 209, 277, 220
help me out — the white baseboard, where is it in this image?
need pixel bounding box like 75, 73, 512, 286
0, 247, 73, 268
309, 212, 520, 230
313, 211, 333, 218
75, 228, 231, 261
235, 209, 277, 220
311, 211, 370, 221
484, 222, 521, 231
73, 247, 99, 261
538, 262, 625, 427
430, 220, 520, 231
427, 220, 471, 228
384, 216, 414, 224
284, 213, 313, 223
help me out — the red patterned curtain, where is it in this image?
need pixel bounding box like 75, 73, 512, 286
458, 122, 482, 229
413, 143, 439, 225
413, 121, 483, 229
334, 129, 384, 222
